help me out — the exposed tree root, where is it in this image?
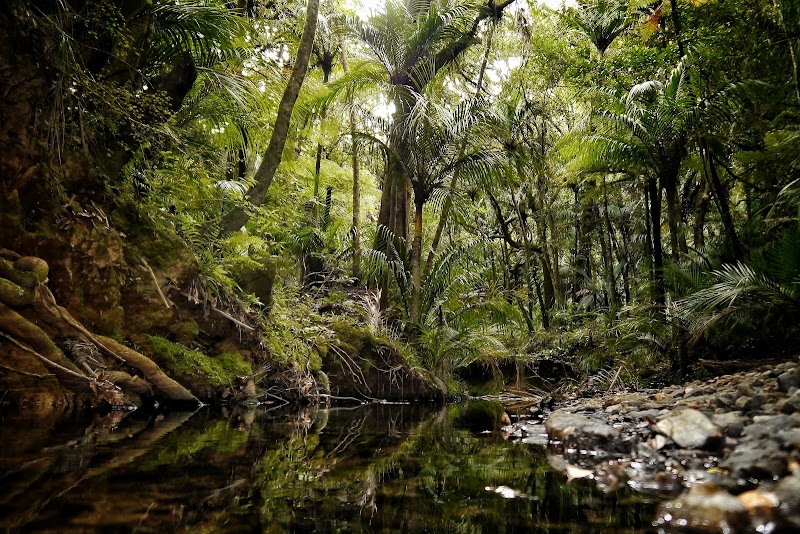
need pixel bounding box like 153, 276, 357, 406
0, 251, 200, 407
94, 335, 199, 403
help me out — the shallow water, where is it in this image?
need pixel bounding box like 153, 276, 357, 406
0, 402, 659, 532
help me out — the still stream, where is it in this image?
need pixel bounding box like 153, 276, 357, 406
0, 402, 659, 532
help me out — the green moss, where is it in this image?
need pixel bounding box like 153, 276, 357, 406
147, 335, 252, 386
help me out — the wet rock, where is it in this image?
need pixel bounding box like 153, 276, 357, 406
628, 408, 662, 421
656, 409, 723, 449
654, 484, 748, 533
544, 410, 630, 455
712, 411, 745, 438
715, 393, 735, 408
503, 422, 549, 445
777, 370, 800, 393
722, 441, 788, 480
744, 415, 795, 439
734, 395, 753, 410
775, 474, 800, 527
780, 390, 800, 414
776, 429, 800, 450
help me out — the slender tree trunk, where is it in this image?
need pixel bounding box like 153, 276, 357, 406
773, 0, 800, 102
548, 209, 563, 306
219, 0, 319, 234
648, 177, 665, 305
663, 173, 682, 265
701, 141, 744, 261
693, 177, 709, 249
574, 184, 595, 301
670, 0, 686, 57
341, 44, 361, 281
410, 198, 424, 325
514, 193, 548, 329
424, 21, 497, 278
618, 212, 633, 304
600, 176, 618, 309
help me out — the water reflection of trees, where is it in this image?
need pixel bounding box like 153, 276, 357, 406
0, 403, 657, 532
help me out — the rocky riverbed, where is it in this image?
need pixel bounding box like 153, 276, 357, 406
503, 357, 800, 533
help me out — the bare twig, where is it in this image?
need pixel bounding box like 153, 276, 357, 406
178, 291, 255, 331
140, 258, 172, 309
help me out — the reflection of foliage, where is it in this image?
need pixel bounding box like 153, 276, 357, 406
137, 419, 248, 472
247, 403, 657, 532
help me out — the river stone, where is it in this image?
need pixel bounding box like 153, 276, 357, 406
734, 395, 753, 410
775, 474, 800, 527
656, 409, 723, 449
722, 440, 788, 480
775, 428, 800, 450
654, 484, 748, 533
715, 393, 735, 408
744, 415, 796, 439
544, 411, 629, 454
777, 369, 800, 392
781, 390, 800, 414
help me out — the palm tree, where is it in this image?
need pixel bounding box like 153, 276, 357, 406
395, 95, 497, 324
562, 0, 632, 57
341, 0, 517, 244
589, 61, 695, 302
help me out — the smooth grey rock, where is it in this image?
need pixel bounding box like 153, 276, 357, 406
777, 370, 800, 393
656, 409, 723, 449
716, 394, 735, 408
781, 391, 800, 414
735, 395, 753, 410
775, 474, 800, 527
712, 412, 745, 438
722, 441, 788, 480
745, 415, 796, 439
776, 429, 800, 449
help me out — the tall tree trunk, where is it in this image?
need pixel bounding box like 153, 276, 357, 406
670, 0, 686, 57
219, 0, 319, 234
600, 175, 618, 309
424, 20, 496, 277
693, 179, 709, 249
663, 173, 682, 265
410, 197, 424, 325
514, 194, 548, 329
617, 211, 633, 305
548, 209, 563, 307
701, 141, 744, 261
341, 43, 361, 281
574, 184, 595, 302
773, 0, 800, 101
648, 177, 665, 305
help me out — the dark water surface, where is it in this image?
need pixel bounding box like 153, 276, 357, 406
0, 402, 659, 532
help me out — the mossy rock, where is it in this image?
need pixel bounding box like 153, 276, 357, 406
145, 335, 252, 399
322, 321, 442, 401
229, 257, 276, 309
